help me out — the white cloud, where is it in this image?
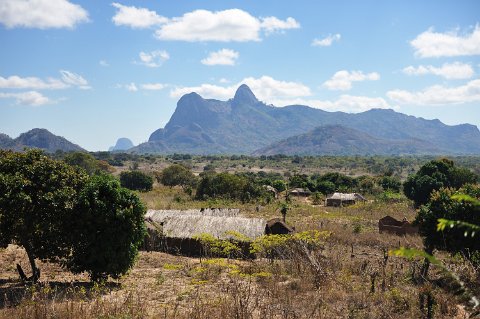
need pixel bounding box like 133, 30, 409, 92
111, 2, 167, 29
0, 71, 90, 90
402, 62, 474, 80
60, 70, 90, 89
154, 9, 299, 42
0, 0, 88, 29
387, 79, 480, 105
170, 75, 311, 102
269, 95, 394, 113
126, 83, 138, 92
201, 49, 239, 66
219, 78, 230, 83
323, 70, 380, 91
312, 33, 341, 47
141, 83, 166, 90
0, 75, 67, 90
411, 25, 480, 58
99, 60, 109, 67
260, 16, 300, 34
0, 91, 51, 106
137, 50, 169, 67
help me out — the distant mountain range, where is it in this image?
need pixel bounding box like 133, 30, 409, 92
0, 128, 85, 153
130, 84, 480, 155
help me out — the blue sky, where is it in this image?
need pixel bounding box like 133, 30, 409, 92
1, 0, 479, 151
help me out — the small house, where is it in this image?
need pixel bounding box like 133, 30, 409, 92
289, 188, 312, 197
378, 216, 418, 236
326, 192, 366, 207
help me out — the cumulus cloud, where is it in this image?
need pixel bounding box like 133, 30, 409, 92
154, 9, 299, 42
111, 2, 167, 28
0, 0, 88, 29
99, 60, 109, 67
387, 79, 480, 105
170, 75, 311, 101
323, 70, 380, 91
137, 50, 169, 67
402, 62, 474, 80
311, 33, 341, 47
201, 49, 239, 66
260, 16, 300, 34
0, 91, 51, 106
0, 71, 90, 90
411, 25, 480, 58
169, 76, 392, 113
141, 83, 166, 90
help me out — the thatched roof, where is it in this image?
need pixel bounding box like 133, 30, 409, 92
327, 192, 366, 201
145, 209, 266, 240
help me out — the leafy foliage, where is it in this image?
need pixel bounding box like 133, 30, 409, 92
0, 150, 87, 280
67, 174, 146, 281
159, 164, 197, 190
64, 152, 112, 175
403, 159, 477, 207
120, 170, 153, 192
415, 185, 480, 262
195, 172, 266, 202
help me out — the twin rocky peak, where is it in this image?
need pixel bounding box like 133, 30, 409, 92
133, 84, 480, 155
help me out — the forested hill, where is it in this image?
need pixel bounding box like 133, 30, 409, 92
0, 128, 85, 153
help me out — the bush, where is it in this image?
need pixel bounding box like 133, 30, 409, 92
67, 174, 146, 281
159, 164, 197, 190
120, 170, 153, 192
196, 172, 265, 202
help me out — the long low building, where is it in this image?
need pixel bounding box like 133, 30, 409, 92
325, 192, 366, 207
144, 209, 293, 255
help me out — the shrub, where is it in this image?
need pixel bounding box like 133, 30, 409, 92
120, 170, 153, 192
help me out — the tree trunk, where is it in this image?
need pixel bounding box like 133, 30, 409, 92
24, 244, 40, 282
420, 245, 433, 283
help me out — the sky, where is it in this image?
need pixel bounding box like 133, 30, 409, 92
1, 0, 480, 151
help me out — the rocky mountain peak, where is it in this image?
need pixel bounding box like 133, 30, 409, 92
233, 84, 258, 106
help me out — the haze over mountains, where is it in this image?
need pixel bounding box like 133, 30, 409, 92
2, 85, 480, 155
131, 85, 480, 155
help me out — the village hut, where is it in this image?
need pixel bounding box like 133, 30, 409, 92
265, 218, 295, 235
289, 188, 312, 197
378, 216, 418, 236
325, 192, 366, 207
143, 209, 294, 255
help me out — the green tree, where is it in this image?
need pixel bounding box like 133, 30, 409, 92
159, 164, 197, 190
0, 150, 87, 281
64, 152, 112, 175
403, 159, 477, 207
415, 185, 480, 263
196, 172, 264, 202
67, 174, 146, 282
272, 179, 287, 193
120, 170, 153, 192
380, 176, 401, 192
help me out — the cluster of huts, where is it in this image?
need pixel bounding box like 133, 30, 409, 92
143, 208, 293, 255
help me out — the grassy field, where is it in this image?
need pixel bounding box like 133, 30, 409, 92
1, 182, 478, 319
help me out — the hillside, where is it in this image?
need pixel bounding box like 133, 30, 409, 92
0, 128, 85, 153
131, 85, 480, 155
253, 125, 445, 156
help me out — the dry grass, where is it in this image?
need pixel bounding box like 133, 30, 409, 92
1, 188, 477, 318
